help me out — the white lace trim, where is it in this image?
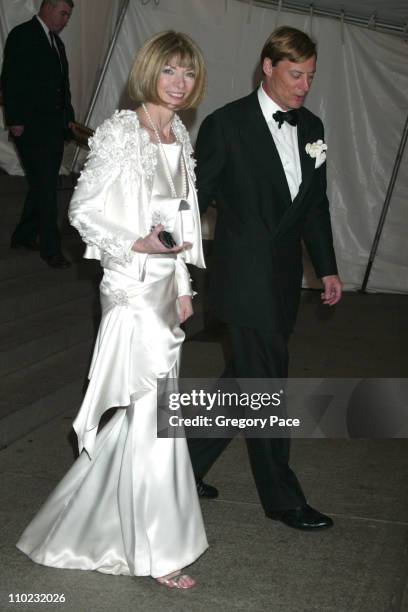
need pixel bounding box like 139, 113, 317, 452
111, 289, 130, 307
171, 114, 196, 179
70, 211, 134, 265
79, 110, 195, 185
70, 110, 195, 265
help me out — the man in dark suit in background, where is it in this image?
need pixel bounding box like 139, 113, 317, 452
1, 0, 75, 268
190, 26, 342, 530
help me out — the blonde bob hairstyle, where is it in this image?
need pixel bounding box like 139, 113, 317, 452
128, 31, 207, 110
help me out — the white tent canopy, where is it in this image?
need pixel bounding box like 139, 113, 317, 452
238, 0, 407, 31
1, 0, 407, 294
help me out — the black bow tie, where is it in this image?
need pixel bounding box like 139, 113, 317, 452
273, 109, 299, 129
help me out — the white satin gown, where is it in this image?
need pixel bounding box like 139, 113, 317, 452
16, 143, 208, 579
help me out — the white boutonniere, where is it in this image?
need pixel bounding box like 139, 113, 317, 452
305, 139, 327, 169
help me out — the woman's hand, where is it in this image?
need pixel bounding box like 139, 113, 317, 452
178, 295, 193, 323
132, 225, 191, 254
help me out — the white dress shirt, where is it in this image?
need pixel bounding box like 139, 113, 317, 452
36, 15, 54, 46
257, 84, 302, 201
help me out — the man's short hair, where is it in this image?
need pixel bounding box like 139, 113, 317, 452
41, 0, 75, 8
128, 30, 207, 110
261, 26, 316, 66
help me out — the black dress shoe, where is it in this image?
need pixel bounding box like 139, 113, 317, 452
10, 239, 39, 251
196, 479, 219, 499
42, 254, 71, 269
266, 504, 333, 530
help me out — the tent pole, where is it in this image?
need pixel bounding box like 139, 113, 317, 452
236, 0, 406, 36
70, 0, 130, 173
360, 112, 408, 292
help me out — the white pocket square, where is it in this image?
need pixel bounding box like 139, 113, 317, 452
314, 152, 326, 169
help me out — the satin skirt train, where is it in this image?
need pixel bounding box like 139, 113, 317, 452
16, 255, 208, 577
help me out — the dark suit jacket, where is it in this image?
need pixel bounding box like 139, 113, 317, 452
195, 90, 338, 333
1, 16, 74, 137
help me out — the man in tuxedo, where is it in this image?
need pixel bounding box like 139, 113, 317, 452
1, 0, 75, 268
190, 26, 342, 530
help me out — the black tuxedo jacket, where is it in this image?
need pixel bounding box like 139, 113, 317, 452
1, 16, 74, 137
195, 90, 338, 333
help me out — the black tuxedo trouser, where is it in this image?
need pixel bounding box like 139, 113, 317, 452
12, 121, 64, 258
188, 324, 307, 512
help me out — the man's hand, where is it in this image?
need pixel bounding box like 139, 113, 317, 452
321, 275, 342, 306
178, 295, 193, 323
10, 125, 24, 137
133, 225, 191, 255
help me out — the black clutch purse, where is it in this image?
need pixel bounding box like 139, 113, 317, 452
158, 230, 177, 249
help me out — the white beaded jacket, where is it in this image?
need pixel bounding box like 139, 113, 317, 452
69, 110, 205, 295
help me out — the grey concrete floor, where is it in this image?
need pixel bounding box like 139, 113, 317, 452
0, 176, 407, 611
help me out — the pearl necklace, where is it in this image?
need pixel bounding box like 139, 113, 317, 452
142, 103, 187, 199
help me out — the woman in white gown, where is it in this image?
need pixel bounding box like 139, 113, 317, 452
16, 31, 209, 589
